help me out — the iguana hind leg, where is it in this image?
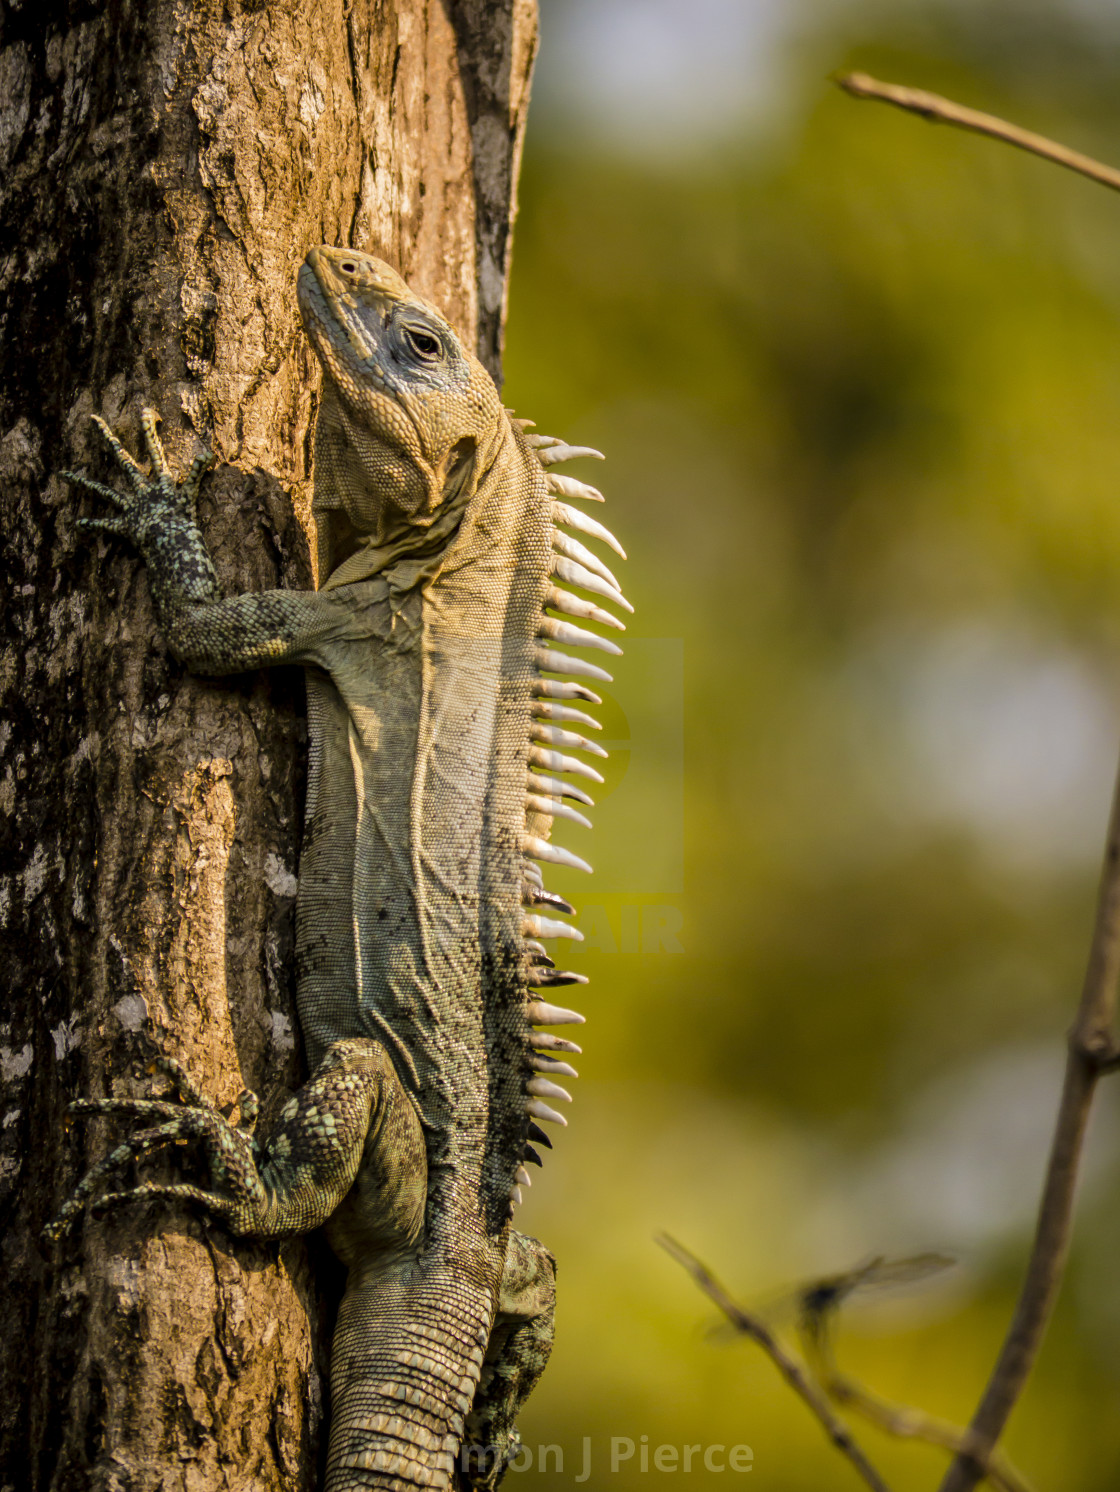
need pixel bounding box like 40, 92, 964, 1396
44, 1037, 425, 1249
459, 1231, 557, 1492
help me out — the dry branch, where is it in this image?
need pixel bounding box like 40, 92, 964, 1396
819, 1371, 1032, 1492
937, 747, 1120, 1492
836, 73, 1120, 1492
658, 1235, 894, 1492
791, 1257, 1033, 1491
836, 72, 1120, 193
664, 1237, 1031, 1492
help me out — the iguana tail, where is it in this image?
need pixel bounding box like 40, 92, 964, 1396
327, 1262, 491, 1490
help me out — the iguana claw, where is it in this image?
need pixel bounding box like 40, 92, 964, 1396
60, 412, 220, 610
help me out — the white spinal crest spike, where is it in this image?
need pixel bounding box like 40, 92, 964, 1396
545, 585, 625, 632
528, 745, 604, 783
551, 529, 621, 593
527, 771, 594, 807
552, 501, 626, 559
526, 1098, 568, 1126
531, 1032, 582, 1054
524, 794, 592, 830
531, 1055, 578, 1078
527, 1077, 572, 1104
526, 1001, 585, 1025
537, 443, 604, 467
522, 914, 584, 942
529, 723, 608, 758
532, 677, 603, 704
534, 645, 613, 683
522, 835, 592, 875
537, 617, 622, 658
550, 557, 634, 613
546, 472, 605, 503
532, 701, 601, 731
515, 1166, 533, 1187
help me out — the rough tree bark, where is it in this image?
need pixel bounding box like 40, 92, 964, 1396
0, 2, 537, 1486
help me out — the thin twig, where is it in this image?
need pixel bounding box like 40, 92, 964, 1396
821, 1372, 1033, 1492
657, 1235, 894, 1492
801, 1315, 1034, 1492
934, 750, 1120, 1491
835, 72, 1120, 194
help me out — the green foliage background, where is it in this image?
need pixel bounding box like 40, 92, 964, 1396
502, 1, 1120, 1487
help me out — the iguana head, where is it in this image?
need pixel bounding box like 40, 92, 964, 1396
297, 246, 503, 584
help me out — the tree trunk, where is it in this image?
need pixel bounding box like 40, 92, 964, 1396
0, 3, 537, 1486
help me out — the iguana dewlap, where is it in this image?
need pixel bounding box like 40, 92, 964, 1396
47, 247, 630, 1492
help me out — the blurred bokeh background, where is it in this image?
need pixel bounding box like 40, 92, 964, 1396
502, 1, 1120, 1488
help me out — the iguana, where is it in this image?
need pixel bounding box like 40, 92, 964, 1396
45, 247, 630, 1491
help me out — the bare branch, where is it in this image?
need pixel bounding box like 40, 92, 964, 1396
832, 78, 1120, 1492
657, 1235, 894, 1492
935, 748, 1120, 1490
792, 1262, 1033, 1492
820, 1371, 1034, 1492
835, 72, 1120, 194
662, 1232, 1036, 1490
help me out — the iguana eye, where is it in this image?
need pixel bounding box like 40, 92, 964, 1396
404, 326, 442, 361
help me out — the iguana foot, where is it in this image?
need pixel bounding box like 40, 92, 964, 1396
42, 1054, 264, 1245
43, 1038, 424, 1248
62, 410, 218, 605
42, 1101, 261, 1244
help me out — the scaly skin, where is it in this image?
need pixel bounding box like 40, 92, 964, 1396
47, 248, 630, 1491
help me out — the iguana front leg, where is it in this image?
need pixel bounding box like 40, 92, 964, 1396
65, 410, 326, 672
